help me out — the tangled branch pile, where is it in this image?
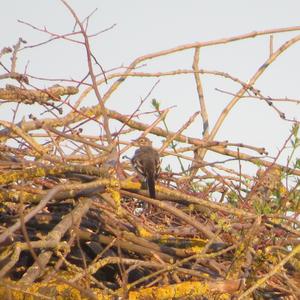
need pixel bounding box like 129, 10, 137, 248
0, 3, 300, 300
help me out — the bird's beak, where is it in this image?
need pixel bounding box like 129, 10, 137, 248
131, 139, 138, 145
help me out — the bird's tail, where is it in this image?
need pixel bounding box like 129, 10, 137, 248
146, 172, 156, 199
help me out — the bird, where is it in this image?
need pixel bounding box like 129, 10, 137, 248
131, 137, 160, 198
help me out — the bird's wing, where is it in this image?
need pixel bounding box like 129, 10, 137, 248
132, 150, 146, 177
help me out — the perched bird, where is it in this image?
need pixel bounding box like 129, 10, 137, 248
131, 137, 160, 198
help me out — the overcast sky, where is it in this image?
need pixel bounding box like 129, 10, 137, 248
1, 0, 300, 170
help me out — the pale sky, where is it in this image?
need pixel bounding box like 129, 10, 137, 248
1, 0, 300, 172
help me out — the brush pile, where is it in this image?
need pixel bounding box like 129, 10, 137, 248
0, 33, 299, 300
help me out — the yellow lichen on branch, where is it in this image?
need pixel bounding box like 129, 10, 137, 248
0, 84, 78, 104
129, 281, 209, 300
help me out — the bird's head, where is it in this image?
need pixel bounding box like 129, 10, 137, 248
132, 136, 152, 147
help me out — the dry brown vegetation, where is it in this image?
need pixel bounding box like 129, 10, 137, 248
0, 1, 299, 299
